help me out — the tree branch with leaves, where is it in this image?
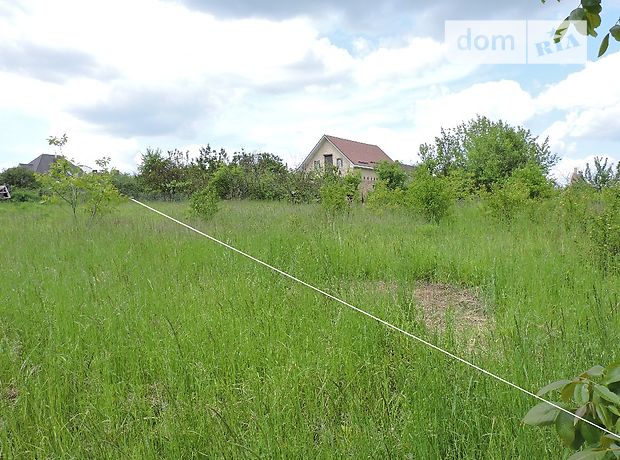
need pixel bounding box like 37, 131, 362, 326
543, 0, 620, 56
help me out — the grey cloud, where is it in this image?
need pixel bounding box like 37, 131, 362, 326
256, 51, 351, 94
0, 41, 117, 83
168, 0, 557, 37
70, 86, 214, 138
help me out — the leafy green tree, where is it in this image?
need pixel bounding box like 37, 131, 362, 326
231, 150, 289, 200
582, 157, 620, 191
420, 116, 558, 193
320, 179, 350, 215
419, 125, 467, 176
137, 148, 191, 199
375, 161, 408, 190
343, 170, 362, 202
211, 164, 246, 199
511, 162, 555, 199
110, 170, 141, 197
542, 0, 620, 57
407, 166, 454, 222
138, 148, 172, 198
447, 168, 476, 200
483, 178, 530, 221
194, 145, 228, 174
287, 170, 322, 204
366, 181, 407, 212
0, 167, 38, 189
37, 158, 84, 218
47, 133, 68, 154
84, 158, 123, 222
37, 157, 121, 221
466, 117, 557, 191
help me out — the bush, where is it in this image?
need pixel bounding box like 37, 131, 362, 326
511, 162, 555, 200
320, 179, 350, 215
287, 171, 322, 204
407, 167, 454, 222
483, 178, 529, 221
375, 161, 408, 190
6, 187, 40, 202
189, 186, 219, 221
343, 171, 362, 203
211, 164, 246, 199
0, 167, 38, 189
366, 181, 407, 212
447, 168, 476, 200
558, 182, 596, 232
110, 171, 142, 197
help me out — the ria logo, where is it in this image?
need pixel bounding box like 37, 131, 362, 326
534, 28, 582, 57
527, 20, 587, 64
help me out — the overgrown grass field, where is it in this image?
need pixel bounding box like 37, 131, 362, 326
1, 200, 618, 458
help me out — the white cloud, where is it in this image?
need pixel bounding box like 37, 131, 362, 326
0, 0, 618, 175
536, 52, 620, 112
536, 51, 620, 165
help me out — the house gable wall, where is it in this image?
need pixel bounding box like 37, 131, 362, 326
302, 138, 353, 174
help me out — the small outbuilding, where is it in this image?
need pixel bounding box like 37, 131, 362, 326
0, 184, 10, 200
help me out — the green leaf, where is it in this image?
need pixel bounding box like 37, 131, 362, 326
583, 366, 605, 379
599, 33, 611, 57
555, 17, 571, 44
575, 383, 591, 406
570, 7, 587, 21
583, 12, 600, 37
611, 25, 620, 42
594, 384, 620, 406
537, 379, 571, 397
556, 410, 577, 447
523, 402, 561, 426
581, 0, 602, 17
567, 448, 608, 460
603, 363, 620, 385
580, 0, 601, 12
572, 429, 586, 450
608, 405, 620, 417
586, 12, 602, 28
580, 419, 603, 444
563, 382, 579, 402
595, 403, 613, 429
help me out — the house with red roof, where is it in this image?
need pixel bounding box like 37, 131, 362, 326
299, 134, 395, 193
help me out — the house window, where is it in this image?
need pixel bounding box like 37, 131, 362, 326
314, 160, 320, 170
336, 158, 343, 168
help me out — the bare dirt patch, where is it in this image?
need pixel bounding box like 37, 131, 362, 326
4, 386, 18, 403
348, 279, 489, 334
412, 281, 488, 332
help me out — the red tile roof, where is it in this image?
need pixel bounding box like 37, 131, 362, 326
325, 135, 393, 167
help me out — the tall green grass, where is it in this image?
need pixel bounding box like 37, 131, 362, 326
0, 200, 618, 458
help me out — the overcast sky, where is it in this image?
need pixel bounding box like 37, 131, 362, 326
1, 0, 619, 180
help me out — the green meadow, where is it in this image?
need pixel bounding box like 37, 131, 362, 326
1, 200, 618, 458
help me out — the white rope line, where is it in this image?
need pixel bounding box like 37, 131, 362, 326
130, 198, 620, 441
